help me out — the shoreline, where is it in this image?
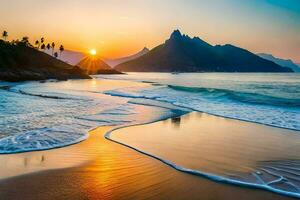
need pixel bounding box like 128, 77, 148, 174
1, 75, 299, 156
0, 122, 297, 199
106, 90, 300, 132
106, 112, 300, 199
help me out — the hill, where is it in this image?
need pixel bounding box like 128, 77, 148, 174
257, 53, 300, 72
77, 57, 122, 75
0, 40, 90, 82
104, 47, 150, 67
45, 49, 85, 66
115, 30, 292, 73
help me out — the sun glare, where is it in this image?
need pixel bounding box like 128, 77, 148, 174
90, 49, 97, 56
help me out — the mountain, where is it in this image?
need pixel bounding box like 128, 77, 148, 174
45, 49, 85, 65
104, 47, 150, 67
257, 53, 300, 72
116, 30, 292, 73
56, 50, 85, 66
77, 57, 122, 75
0, 40, 90, 82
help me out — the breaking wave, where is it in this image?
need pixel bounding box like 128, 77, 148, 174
104, 84, 300, 131
168, 85, 300, 108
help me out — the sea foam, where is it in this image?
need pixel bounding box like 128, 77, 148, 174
104, 84, 300, 131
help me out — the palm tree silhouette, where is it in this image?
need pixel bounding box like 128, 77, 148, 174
21, 36, 29, 46
46, 43, 51, 51
51, 42, 55, 56
59, 45, 64, 57
41, 43, 46, 51
35, 40, 40, 49
2, 31, 8, 41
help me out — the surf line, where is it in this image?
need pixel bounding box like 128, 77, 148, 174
104, 117, 300, 199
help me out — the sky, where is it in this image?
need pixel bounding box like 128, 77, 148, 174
0, 0, 299, 62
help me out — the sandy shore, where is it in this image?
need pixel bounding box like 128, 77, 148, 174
0, 125, 296, 200
111, 112, 300, 177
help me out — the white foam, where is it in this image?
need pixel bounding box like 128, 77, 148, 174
105, 126, 300, 199
104, 87, 300, 131
0, 125, 89, 154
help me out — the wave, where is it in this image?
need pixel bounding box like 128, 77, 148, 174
104, 90, 156, 99
0, 83, 182, 154
18, 90, 78, 100
0, 112, 137, 154
75, 116, 132, 124
167, 85, 300, 108
12, 88, 88, 101
104, 88, 300, 131
105, 126, 300, 199
0, 126, 89, 154
0, 86, 11, 91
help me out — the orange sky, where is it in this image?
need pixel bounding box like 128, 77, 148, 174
0, 0, 299, 62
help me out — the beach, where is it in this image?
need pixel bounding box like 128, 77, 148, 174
1, 0, 300, 199
0, 115, 298, 200
0, 73, 299, 199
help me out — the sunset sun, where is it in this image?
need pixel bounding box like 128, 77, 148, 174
90, 49, 97, 56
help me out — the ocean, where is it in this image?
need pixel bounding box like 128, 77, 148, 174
1, 73, 299, 152
103, 73, 300, 130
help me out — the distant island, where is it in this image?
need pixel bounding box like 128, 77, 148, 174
77, 57, 122, 75
116, 30, 293, 73
257, 53, 300, 72
104, 47, 150, 67
0, 32, 90, 82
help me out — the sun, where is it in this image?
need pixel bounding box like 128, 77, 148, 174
89, 49, 97, 56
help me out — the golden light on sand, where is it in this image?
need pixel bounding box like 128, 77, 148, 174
90, 49, 97, 56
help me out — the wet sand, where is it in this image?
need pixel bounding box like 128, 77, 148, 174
0, 125, 296, 199
111, 112, 300, 175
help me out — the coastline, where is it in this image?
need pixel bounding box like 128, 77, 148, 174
0, 123, 297, 200
108, 112, 300, 198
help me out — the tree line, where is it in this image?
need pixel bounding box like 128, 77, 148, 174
2, 30, 64, 59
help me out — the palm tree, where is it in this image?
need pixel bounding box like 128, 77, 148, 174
21, 36, 29, 46
59, 45, 64, 57
35, 40, 40, 49
2, 31, 8, 41
54, 52, 58, 58
46, 43, 51, 51
51, 42, 55, 56
41, 43, 46, 51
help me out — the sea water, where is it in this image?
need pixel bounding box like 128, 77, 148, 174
102, 73, 300, 130
0, 78, 180, 153
1, 73, 299, 152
